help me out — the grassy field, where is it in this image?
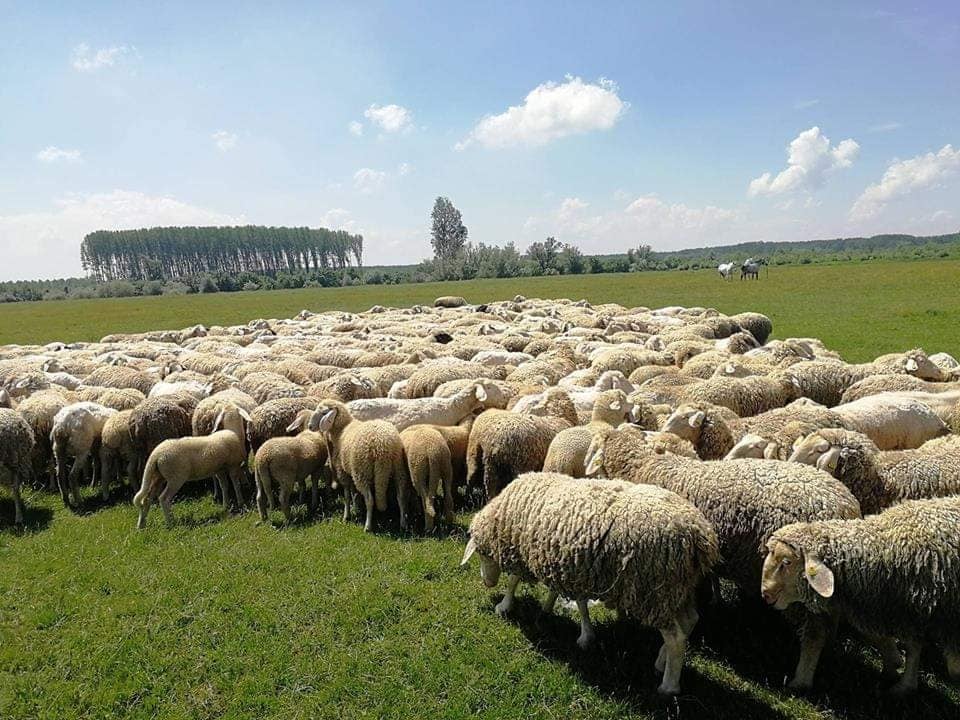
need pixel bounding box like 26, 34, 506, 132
2, 258, 959, 361
2, 259, 959, 719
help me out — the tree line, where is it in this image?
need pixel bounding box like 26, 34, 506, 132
80, 226, 364, 281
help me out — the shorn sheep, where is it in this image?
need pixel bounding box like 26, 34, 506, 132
133, 404, 252, 528
762, 497, 960, 693
462, 472, 719, 695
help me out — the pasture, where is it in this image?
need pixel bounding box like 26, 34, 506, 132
2, 258, 960, 720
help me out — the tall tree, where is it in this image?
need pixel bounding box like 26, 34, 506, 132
526, 236, 562, 274
430, 197, 468, 261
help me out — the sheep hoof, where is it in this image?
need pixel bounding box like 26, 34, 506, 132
494, 599, 512, 617
657, 682, 680, 696
576, 631, 596, 651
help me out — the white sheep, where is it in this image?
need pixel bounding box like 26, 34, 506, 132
345, 384, 488, 430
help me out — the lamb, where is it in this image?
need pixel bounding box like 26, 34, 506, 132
761, 497, 960, 693
831, 393, 948, 450
0, 408, 34, 525
345, 384, 488, 431
788, 429, 960, 514
400, 425, 454, 532
461, 472, 719, 695
466, 387, 579, 501
307, 400, 411, 532
133, 404, 252, 528
253, 411, 328, 522
50, 402, 117, 507
543, 390, 643, 477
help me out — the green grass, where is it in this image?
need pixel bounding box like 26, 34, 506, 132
2, 258, 959, 361
2, 258, 960, 719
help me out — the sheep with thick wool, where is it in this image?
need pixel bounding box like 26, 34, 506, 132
0, 408, 35, 525
307, 400, 411, 532
51, 401, 117, 508
400, 425, 454, 532
788, 428, 960, 515
762, 497, 960, 693
133, 404, 252, 528
462, 472, 719, 695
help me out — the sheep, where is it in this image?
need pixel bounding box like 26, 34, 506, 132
345, 384, 488, 431
306, 373, 379, 403
98, 410, 136, 498
133, 404, 252, 528
128, 397, 194, 481
16, 390, 69, 489
148, 380, 212, 400
788, 428, 960, 514
433, 378, 514, 409
543, 390, 643, 477
253, 411, 328, 522
191, 389, 258, 437
840, 374, 957, 403
729, 311, 773, 345
831, 393, 948, 450
50, 402, 117, 507
307, 400, 411, 532
434, 295, 467, 308
83, 366, 157, 395
400, 425, 453, 532
461, 472, 719, 695
0, 408, 35, 525
761, 496, 960, 693
675, 374, 801, 417
466, 387, 579, 501
246, 397, 320, 453
404, 362, 507, 399
239, 371, 305, 404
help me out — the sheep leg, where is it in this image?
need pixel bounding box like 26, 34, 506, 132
255, 474, 269, 522
657, 621, 689, 696
136, 496, 151, 529
362, 487, 375, 532
541, 590, 559, 614
944, 647, 960, 681
575, 598, 596, 650
229, 467, 245, 510
394, 471, 410, 533
11, 474, 25, 526
310, 472, 320, 512
442, 473, 455, 525
216, 475, 230, 513
342, 484, 353, 522
158, 483, 177, 528
98, 450, 112, 501
890, 640, 922, 695
68, 451, 88, 507
279, 485, 291, 523
862, 633, 902, 680
789, 614, 831, 689
494, 574, 520, 617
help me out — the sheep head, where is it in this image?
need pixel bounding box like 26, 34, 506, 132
762, 537, 834, 611
459, 536, 501, 587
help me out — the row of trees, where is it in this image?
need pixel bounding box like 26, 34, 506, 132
80, 226, 364, 281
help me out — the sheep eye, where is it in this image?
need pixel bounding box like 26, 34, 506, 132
781, 558, 791, 567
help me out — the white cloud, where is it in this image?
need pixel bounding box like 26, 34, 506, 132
363, 104, 413, 134
456, 75, 627, 150
397, 162, 412, 176
36, 146, 82, 164
850, 144, 960, 220
868, 121, 902, 133
348, 120, 364, 137
0, 190, 243, 281
211, 130, 238, 152
794, 99, 820, 110
318, 208, 359, 232
71, 43, 132, 72
748, 126, 859, 197
525, 194, 740, 252
353, 168, 387, 194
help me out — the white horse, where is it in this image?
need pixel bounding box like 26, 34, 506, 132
717, 262, 735, 280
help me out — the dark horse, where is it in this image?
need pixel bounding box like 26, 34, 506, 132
740, 257, 766, 280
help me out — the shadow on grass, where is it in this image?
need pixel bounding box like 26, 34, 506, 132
0, 495, 54, 534
495, 586, 960, 720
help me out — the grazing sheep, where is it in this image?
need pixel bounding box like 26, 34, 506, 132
434, 295, 467, 308
239, 371, 305, 404
404, 362, 507, 399
400, 425, 453, 532
789, 429, 960, 514
840, 375, 957, 403
51, 402, 117, 507
253, 411, 328, 522
245, 397, 319, 453
128, 397, 193, 481
192, 389, 258, 437
345, 384, 488, 431
133, 404, 252, 527
762, 497, 960, 693
16, 390, 68, 489
308, 400, 411, 532
466, 388, 578, 501
0, 408, 34, 525
462, 472, 719, 695
98, 410, 137, 499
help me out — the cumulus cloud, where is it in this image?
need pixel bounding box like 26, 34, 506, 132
456, 76, 627, 150
71, 43, 132, 72
318, 208, 359, 232
211, 130, 238, 152
526, 194, 740, 252
748, 126, 859, 197
363, 104, 413, 134
348, 120, 364, 137
353, 168, 387, 194
0, 190, 242, 281
850, 144, 960, 220
36, 146, 82, 164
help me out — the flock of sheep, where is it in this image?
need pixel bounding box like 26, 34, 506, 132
1, 294, 959, 698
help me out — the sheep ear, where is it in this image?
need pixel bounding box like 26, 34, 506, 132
585, 446, 604, 476
475, 385, 487, 402
804, 554, 835, 598
725, 363, 735, 374
609, 399, 621, 411
688, 411, 705, 428
460, 536, 477, 566
815, 447, 841, 475
238, 408, 252, 423
763, 442, 780, 460
212, 409, 225, 432
905, 357, 919, 372
285, 415, 305, 433
317, 408, 338, 433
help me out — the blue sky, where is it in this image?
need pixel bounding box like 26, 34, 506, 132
1, 1, 958, 280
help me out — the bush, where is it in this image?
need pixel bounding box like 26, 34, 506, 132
242, 281, 260, 292
161, 281, 191, 296
199, 276, 219, 293
96, 281, 137, 298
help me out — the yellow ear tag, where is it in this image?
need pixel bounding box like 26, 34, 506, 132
807, 566, 817, 577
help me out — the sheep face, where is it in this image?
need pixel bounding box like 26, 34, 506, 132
902, 351, 943, 381
761, 539, 834, 611
788, 434, 841, 475
724, 434, 771, 460
661, 406, 705, 444
460, 537, 501, 587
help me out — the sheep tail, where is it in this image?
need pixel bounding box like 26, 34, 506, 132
133, 454, 162, 507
